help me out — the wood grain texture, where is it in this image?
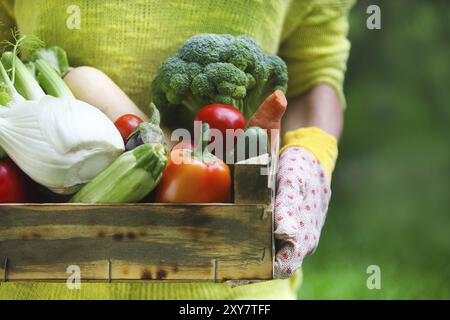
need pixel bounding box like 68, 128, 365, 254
0, 204, 273, 282
233, 160, 272, 205
233, 133, 279, 206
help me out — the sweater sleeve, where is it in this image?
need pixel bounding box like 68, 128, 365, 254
0, 0, 15, 41
279, 0, 355, 109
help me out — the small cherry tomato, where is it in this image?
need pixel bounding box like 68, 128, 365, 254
0, 160, 33, 203
114, 114, 143, 141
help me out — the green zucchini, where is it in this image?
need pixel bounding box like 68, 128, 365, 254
71, 143, 167, 203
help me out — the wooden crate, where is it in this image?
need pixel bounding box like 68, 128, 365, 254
0, 139, 279, 283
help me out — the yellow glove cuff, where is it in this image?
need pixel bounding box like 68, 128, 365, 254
280, 127, 338, 181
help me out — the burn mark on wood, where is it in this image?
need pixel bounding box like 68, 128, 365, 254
156, 270, 167, 280
113, 233, 124, 241
141, 269, 152, 280
182, 213, 213, 227
126, 232, 136, 240
139, 230, 147, 237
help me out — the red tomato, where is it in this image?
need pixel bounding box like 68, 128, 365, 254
157, 123, 231, 203
155, 148, 231, 203
114, 114, 143, 141
0, 160, 32, 203
172, 140, 194, 151
195, 104, 246, 138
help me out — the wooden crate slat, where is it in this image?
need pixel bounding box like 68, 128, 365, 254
233, 163, 272, 205
233, 133, 279, 206
0, 204, 272, 282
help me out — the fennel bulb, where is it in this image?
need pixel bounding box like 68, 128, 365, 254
0, 54, 124, 194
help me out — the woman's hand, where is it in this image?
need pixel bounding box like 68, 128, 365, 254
272, 84, 342, 279
228, 145, 331, 287
273, 145, 331, 278
228, 85, 341, 286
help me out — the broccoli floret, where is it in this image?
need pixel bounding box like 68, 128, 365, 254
152, 34, 288, 126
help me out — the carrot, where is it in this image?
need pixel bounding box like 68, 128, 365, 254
248, 90, 287, 132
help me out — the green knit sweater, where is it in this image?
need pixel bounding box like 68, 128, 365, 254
0, 0, 353, 300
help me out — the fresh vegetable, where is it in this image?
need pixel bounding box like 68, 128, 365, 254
31, 46, 70, 76
0, 78, 8, 160
1, 33, 45, 100
125, 103, 165, 151
29, 46, 148, 122
115, 114, 143, 142
0, 37, 124, 194
71, 143, 167, 203
248, 89, 287, 136
32, 58, 75, 98
1, 52, 45, 100
172, 140, 194, 151
0, 74, 11, 105
155, 123, 231, 203
195, 103, 246, 138
0, 88, 11, 105
152, 34, 288, 125
235, 126, 269, 161
0, 160, 34, 203
64, 66, 149, 122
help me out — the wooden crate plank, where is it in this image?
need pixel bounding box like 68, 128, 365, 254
233, 133, 279, 206
0, 204, 272, 282
233, 158, 272, 205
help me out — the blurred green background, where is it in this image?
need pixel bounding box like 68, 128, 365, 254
298, 0, 450, 299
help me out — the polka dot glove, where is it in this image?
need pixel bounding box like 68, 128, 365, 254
274, 146, 332, 279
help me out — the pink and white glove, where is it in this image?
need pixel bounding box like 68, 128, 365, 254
273, 146, 331, 279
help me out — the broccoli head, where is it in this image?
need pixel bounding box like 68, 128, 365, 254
152, 34, 288, 126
